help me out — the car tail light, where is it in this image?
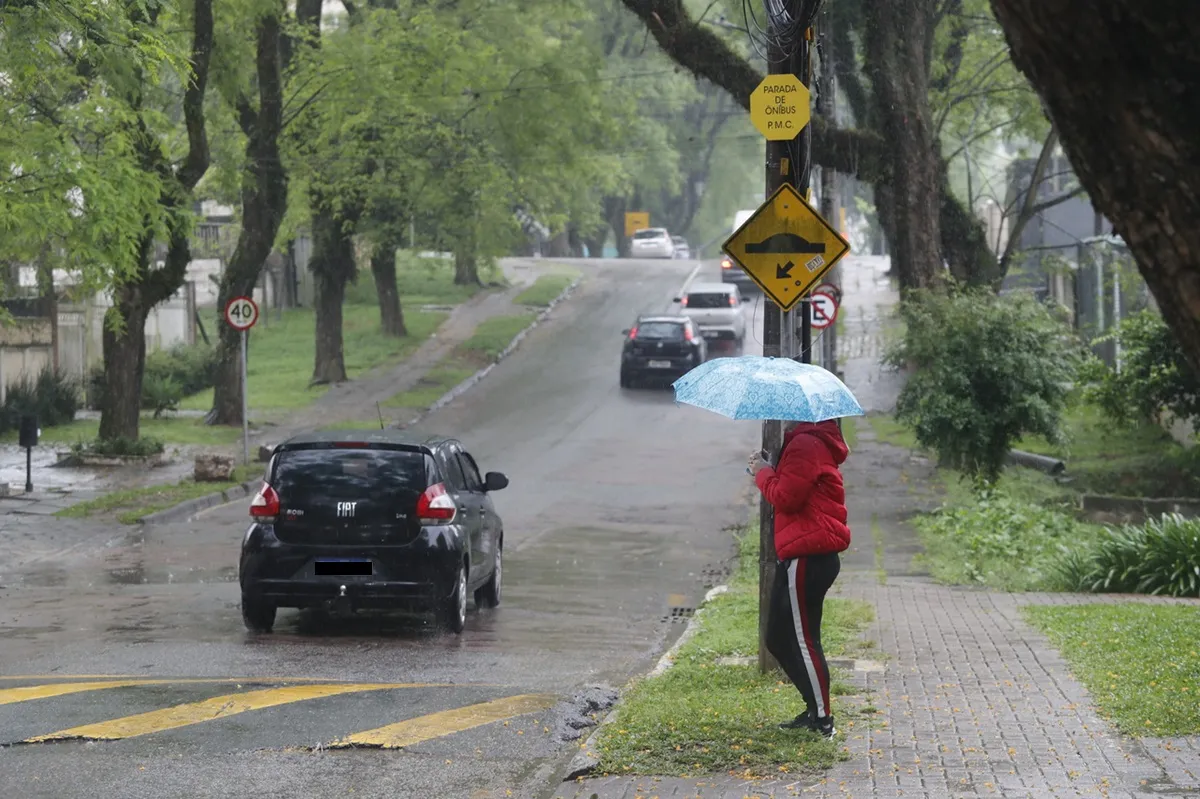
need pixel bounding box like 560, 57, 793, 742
728, 295, 738, 307
417, 483, 456, 523
721, 257, 732, 269
628, 326, 638, 340
250, 484, 280, 522
679, 296, 688, 307
684, 326, 694, 341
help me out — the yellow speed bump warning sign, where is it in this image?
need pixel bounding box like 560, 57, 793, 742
749, 74, 811, 141
624, 211, 650, 237
722, 184, 850, 311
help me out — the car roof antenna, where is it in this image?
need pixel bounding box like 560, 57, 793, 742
376, 401, 385, 430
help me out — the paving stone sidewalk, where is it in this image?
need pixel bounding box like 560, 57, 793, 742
552, 256, 1200, 799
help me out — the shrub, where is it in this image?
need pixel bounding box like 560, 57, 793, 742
0, 366, 80, 433
72, 436, 165, 458
141, 375, 182, 418
1081, 310, 1200, 431
914, 487, 1092, 589
87, 343, 217, 412
884, 288, 1081, 480
1051, 513, 1200, 597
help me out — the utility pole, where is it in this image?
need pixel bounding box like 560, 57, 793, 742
759, 0, 816, 674
817, 5, 840, 377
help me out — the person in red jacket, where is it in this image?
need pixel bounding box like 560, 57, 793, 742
748, 418, 851, 738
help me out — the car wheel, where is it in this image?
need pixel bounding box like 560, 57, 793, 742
475, 540, 502, 609
241, 595, 276, 633
442, 561, 467, 634
619, 369, 631, 389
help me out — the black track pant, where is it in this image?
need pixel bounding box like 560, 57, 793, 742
765, 552, 841, 719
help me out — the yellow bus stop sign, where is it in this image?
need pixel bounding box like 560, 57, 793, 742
624, 211, 650, 237
722, 184, 850, 311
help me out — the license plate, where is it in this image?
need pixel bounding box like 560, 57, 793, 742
647, 360, 672, 369
701, 330, 719, 339
315, 559, 372, 576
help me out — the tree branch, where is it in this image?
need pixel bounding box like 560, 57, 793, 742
999, 126, 1058, 273
177, 0, 213, 191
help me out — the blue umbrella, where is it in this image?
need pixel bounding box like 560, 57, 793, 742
672, 356, 865, 422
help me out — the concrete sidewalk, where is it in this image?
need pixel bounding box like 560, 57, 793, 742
551, 257, 1200, 799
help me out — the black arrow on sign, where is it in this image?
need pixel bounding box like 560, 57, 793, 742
776, 260, 795, 279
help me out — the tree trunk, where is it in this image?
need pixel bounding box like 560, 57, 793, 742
98, 291, 149, 441
209, 8, 287, 425
603, 196, 630, 258
989, 1, 1200, 373
454, 248, 480, 286
940, 171, 1000, 287
864, 0, 943, 290
371, 234, 406, 336
567, 225, 585, 258
584, 231, 607, 258
309, 206, 355, 385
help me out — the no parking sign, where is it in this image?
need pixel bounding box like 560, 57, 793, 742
808, 288, 839, 330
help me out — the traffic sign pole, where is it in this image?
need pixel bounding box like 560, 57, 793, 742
240, 329, 249, 466
224, 296, 259, 466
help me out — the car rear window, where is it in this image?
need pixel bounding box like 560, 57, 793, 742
636, 322, 685, 340
273, 448, 429, 504
686, 292, 730, 309
633, 229, 666, 240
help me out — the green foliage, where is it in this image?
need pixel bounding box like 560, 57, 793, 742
0, 366, 80, 433
88, 344, 217, 413
1051, 514, 1200, 598
885, 288, 1081, 479
913, 486, 1100, 590
73, 436, 166, 458
1024, 604, 1200, 736
1081, 310, 1200, 432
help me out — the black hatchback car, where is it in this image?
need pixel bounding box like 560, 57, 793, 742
620, 315, 707, 388
239, 431, 508, 634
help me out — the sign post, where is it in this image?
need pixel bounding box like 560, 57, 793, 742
224, 296, 259, 465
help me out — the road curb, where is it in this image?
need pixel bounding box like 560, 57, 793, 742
139, 477, 264, 526
396, 274, 583, 429
559, 583, 728, 782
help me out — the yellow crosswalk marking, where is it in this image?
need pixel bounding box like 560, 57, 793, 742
331, 694, 558, 749
25, 683, 427, 742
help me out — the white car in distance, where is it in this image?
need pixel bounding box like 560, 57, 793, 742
630, 228, 675, 259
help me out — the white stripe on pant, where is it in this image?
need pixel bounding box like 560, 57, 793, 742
786, 559, 826, 718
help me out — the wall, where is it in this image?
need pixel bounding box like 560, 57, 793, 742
0, 318, 53, 404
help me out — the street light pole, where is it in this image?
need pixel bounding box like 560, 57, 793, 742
759, 0, 816, 674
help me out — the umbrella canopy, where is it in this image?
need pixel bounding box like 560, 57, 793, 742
672, 356, 865, 422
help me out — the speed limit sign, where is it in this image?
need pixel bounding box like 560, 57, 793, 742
224, 296, 259, 331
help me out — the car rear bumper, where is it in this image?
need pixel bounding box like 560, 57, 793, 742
697, 326, 740, 341
631, 245, 673, 258
239, 524, 462, 609
622, 353, 698, 377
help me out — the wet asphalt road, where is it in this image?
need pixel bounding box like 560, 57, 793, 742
0, 258, 765, 798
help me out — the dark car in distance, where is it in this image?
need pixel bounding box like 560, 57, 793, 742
239, 431, 508, 635
620, 315, 707, 388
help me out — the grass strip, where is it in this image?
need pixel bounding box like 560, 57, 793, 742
513, 273, 576, 307
1023, 603, 1200, 737
594, 525, 875, 777
58, 464, 261, 524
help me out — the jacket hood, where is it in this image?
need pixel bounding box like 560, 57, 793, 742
785, 419, 850, 464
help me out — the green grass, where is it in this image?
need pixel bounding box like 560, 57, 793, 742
864, 412, 917, 449
513, 272, 577, 307
460, 313, 536, 361
343, 250, 500, 307
383, 358, 477, 411
179, 308, 448, 412
2, 415, 242, 447
840, 417, 858, 450
1023, 604, 1200, 737
57, 464, 261, 524
594, 524, 875, 778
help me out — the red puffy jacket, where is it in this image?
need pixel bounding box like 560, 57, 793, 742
754, 420, 851, 560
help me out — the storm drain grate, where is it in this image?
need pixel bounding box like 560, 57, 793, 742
661, 606, 696, 624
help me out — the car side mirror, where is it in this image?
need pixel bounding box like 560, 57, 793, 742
484, 472, 509, 492
672, 296, 682, 303
621, 329, 630, 336
741, 296, 751, 303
